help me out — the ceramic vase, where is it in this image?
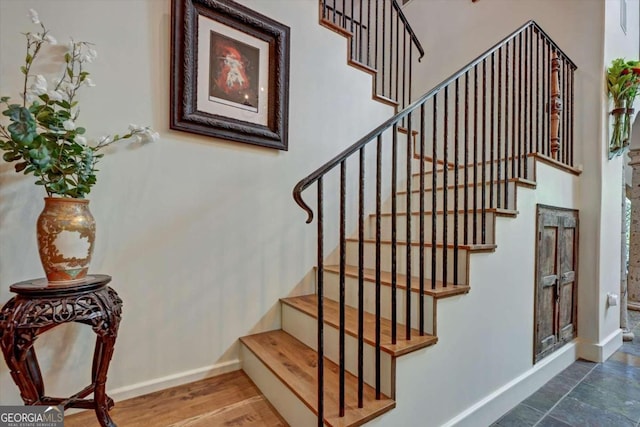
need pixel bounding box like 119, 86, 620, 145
36, 197, 96, 283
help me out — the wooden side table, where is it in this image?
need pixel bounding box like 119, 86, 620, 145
0, 275, 122, 427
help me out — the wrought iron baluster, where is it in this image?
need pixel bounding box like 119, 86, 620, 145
339, 160, 346, 418
405, 113, 413, 339
358, 147, 365, 408
316, 177, 324, 427
375, 135, 382, 399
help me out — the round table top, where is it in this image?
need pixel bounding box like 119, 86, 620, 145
10, 274, 112, 297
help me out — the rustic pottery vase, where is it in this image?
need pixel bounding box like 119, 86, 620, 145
36, 197, 96, 283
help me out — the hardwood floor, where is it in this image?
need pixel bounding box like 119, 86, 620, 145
64, 371, 287, 427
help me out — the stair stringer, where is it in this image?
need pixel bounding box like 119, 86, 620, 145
363, 158, 580, 427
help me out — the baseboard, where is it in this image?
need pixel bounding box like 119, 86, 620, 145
109, 359, 241, 403
577, 329, 623, 362
442, 342, 577, 427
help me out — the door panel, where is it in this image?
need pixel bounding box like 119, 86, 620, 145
535, 206, 578, 363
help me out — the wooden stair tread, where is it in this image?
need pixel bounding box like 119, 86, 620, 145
282, 295, 438, 357
401, 177, 537, 193
373, 207, 518, 218
240, 330, 395, 427
528, 153, 582, 175
325, 264, 470, 299
345, 237, 496, 252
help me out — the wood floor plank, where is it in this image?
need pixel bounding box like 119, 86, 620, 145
63, 371, 287, 427
281, 295, 437, 357
240, 330, 395, 427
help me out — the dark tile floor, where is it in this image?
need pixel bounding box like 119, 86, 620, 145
492, 310, 640, 427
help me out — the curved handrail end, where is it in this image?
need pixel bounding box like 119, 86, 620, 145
293, 186, 314, 224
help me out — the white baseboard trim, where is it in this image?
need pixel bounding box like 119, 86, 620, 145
442, 343, 577, 427
109, 359, 241, 403
577, 329, 623, 362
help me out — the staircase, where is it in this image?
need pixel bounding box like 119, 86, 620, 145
241, 4, 579, 426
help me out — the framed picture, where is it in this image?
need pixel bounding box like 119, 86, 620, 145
171, 0, 290, 150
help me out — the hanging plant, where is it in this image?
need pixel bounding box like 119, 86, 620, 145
607, 58, 640, 159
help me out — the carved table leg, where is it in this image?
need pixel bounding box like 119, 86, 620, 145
92, 334, 117, 427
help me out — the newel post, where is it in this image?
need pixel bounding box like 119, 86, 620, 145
550, 52, 562, 159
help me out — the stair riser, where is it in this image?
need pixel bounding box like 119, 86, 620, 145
241, 344, 317, 426
370, 213, 496, 245
390, 184, 516, 212
282, 304, 394, 398
324, 270, 436, 335
345, 240, 469, 285
410, 157, 536, 189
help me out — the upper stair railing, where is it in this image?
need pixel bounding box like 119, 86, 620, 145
293, 20, 576, 425
321, 0, 425, 110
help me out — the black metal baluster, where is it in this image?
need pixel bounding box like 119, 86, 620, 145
432, 95, 438, 289
317, 177, 324, 427
332, 0, 337, 23
406, 113, 413, 339
375, 0, 379, 71
481, 59, 487, 244
402, 30, 407, 109
490, 53, 495, 209
342, 0, 347, 27
375, 135, 382, 399
536, 29, 541, 154
409, 39, 413, 109
392, 125, 398, 344
511, 39, 516, 181
350, 0, 355, 59
339, 161, 346, 418
381, 0, 386, 97
497, 47, 502, 209
454, 80, 460, 286
543, 40, 548, 156
443, 86, 449, 285
473, 66, 478, 244
395, 10, 400, 103
517, 33, 523, 178
367, 0, 371, 67
419, 104, 426, 333
563, 61, 568, 165
359, 0, 363, 63
570, 68, 574, 166
527, 27, 532, 177
464, 72, 469, 245
358, 147, 365, 408
322, 0, 327, 20
504, 41, 510, 210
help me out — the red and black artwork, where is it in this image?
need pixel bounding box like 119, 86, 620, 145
209, 31, 260, 112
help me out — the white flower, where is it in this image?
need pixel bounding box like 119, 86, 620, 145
29, 75, 47, 95
27, 32, 42, 42
142, 128, 160, 142
75, 135, 87, 145
47, 90, 64, 101
62, 119, 76, 131
44, 34, 57, 45
128, 123, 144, 132
82, 48, 97, 63
29, 9, 40, 25
83, 77, 95, 87
130, 134, 142, 143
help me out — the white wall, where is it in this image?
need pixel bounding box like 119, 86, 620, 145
0, 0, 394, 403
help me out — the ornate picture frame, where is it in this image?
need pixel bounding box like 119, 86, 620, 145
171, 0, 290, 150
